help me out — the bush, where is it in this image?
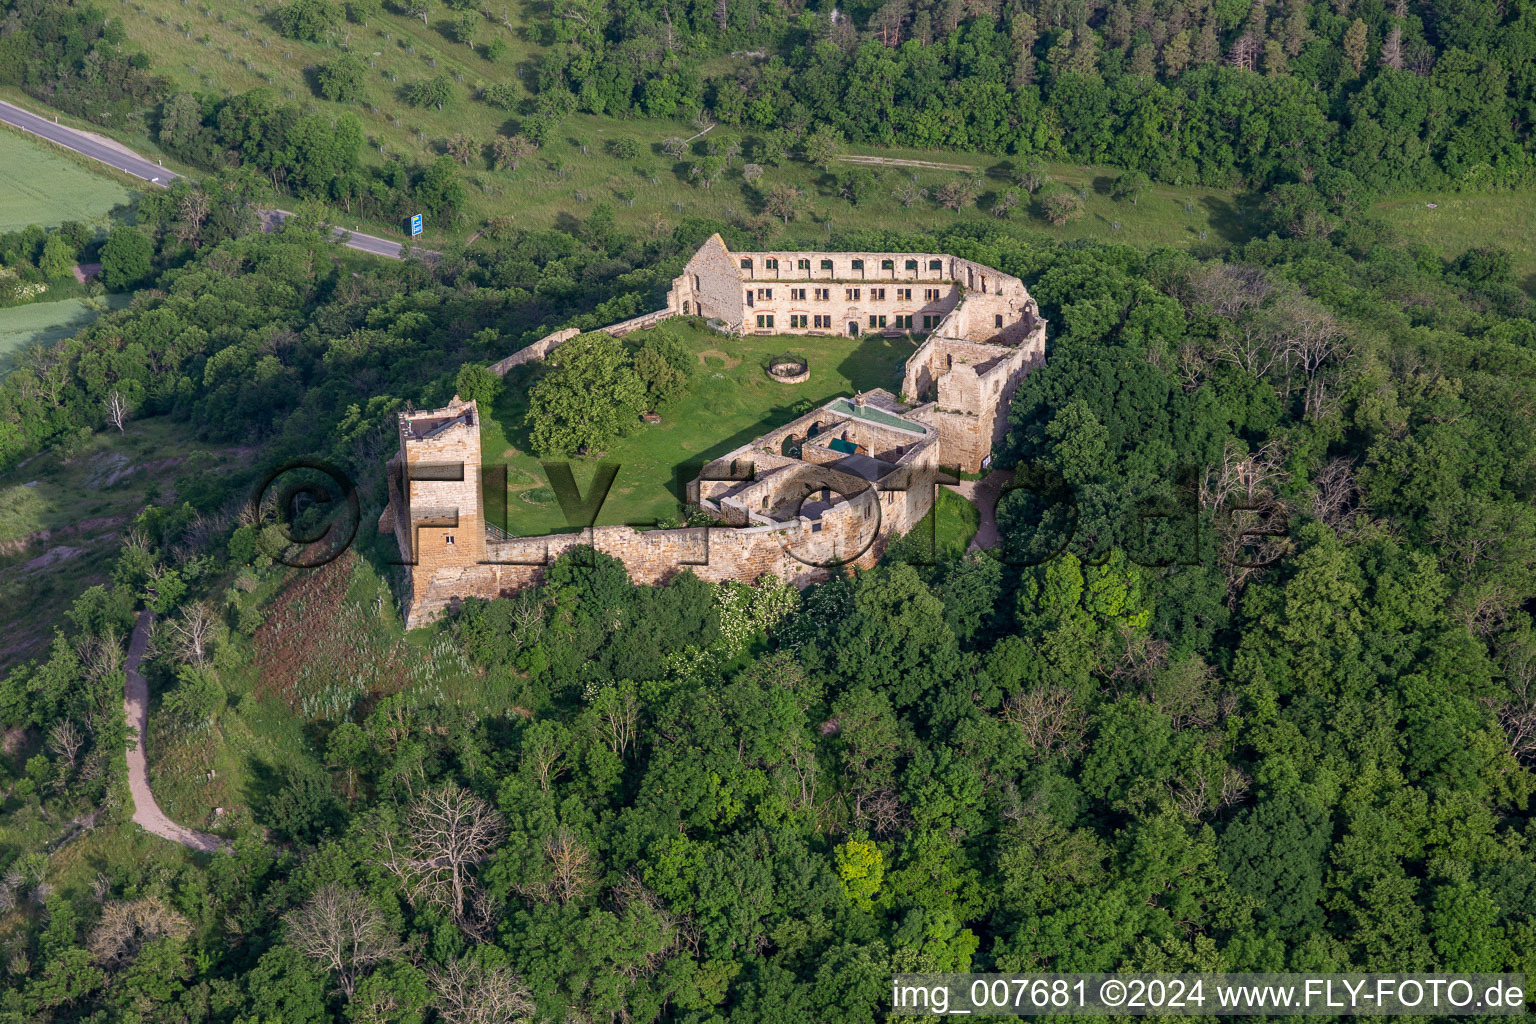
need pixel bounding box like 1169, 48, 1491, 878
455, 363, 503, 407
405, 74, 455, 110
1041, 187, 1085, 226
275, 0, 341, 41
482, 82, 517, 109
606, 137, 640, 160
314, 54, 367, 103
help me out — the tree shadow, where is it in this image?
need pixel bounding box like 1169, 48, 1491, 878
1091, 174, 1115, 195
985, 160, 1015, 181
1198, 194, 1253, 244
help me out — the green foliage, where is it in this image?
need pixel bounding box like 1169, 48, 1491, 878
3, 203, 1536, 1024
454, 362, 503, 408
315, 53, 368, 103
275, 0, 342, 41
99, 226, 153, 291
524, 332, 647, 456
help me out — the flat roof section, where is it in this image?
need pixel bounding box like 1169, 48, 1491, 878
826, 398, 928, 436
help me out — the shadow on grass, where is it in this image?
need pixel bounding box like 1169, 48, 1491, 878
1200, 194, 1257, 244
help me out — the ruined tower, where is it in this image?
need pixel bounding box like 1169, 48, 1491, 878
382, 396, 486, 625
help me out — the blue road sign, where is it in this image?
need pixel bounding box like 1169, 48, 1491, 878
409, 214, 423, 236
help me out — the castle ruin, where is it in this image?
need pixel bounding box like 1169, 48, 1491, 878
381, 235, 1047, 626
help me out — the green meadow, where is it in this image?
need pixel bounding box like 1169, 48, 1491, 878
0, 126, 136, 231
481, 320, 918, 535
0, 295, 131, 376
85, 0, 1531, 290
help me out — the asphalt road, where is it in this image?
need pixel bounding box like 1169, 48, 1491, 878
0, 99, 422, 261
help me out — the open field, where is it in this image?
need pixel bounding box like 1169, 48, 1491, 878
483, 319, 918, 534
0, 295, 131, 376
1371, 191, 1536, 292
0, 126, 137, 231
0, 419, 259, 672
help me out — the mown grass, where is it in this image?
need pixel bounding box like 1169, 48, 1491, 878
0, 295, 132, 376
481, 319, 918, 534
1369, 191, 1536, 292
0, 126, 138, 232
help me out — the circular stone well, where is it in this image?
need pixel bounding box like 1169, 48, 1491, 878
767, 356, 810, 384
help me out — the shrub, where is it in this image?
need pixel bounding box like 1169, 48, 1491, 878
275, 0, 341, 41
314, 53, 366, 103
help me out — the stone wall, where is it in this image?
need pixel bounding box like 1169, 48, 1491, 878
389, 238, 1051, 627
489, 328, 578, 376
675, 233, 744, 327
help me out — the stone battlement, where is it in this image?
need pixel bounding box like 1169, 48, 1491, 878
383, 237, 1047, 626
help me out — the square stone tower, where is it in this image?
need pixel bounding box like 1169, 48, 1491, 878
390, 396, 486, 576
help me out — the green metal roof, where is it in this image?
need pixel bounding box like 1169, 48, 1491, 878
826, 397, 928, 435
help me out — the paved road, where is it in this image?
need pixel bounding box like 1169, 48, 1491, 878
0, 99, 423, 261
123, 611, 230, 853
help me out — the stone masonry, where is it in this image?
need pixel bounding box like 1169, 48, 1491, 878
384, 237, 1047, 626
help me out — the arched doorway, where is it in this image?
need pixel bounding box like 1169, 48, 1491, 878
847, 321, 859, 337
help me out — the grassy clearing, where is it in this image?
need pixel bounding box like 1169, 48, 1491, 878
1369, 191, 1536, 292
0, 126, 138, 232
931, 487, 980, 557
482, 319, 917, 534
0, 295, 132, 376
0, 418, 257, 672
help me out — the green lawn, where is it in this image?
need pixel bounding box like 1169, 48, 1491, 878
482, 319, 918, 534
0, 126, 137, 231
932, 487, 980, 557
0, 295, 131, 376
1370, 191, 1536, 291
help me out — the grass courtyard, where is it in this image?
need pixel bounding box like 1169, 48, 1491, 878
481, 319, 918, 535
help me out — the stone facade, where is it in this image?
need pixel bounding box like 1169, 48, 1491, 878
385, 238, 1047, 626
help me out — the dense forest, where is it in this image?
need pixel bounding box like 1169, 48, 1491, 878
2, 156, 1535, 1021
4, 0, 1535, 219
543, 0, 1536, 191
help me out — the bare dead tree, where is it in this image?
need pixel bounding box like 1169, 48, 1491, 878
428, 958, 536, 1024
106, 389, 129, 434
47, 719, 85, 772
1000, 686, 1085, 758
163, 601, 218, 666
76, 629, 124, 689
88, 897, 192, 967
1201, 438, 1293, 599
514, 827, 597, 906
1109, 625, 1171, 686
1272, 295, 1349, 421
592, 684, 639, 758
1311, 456, 1361, 529
1167, 771, 1212, 819
1489, 637, 1536, 766
382, 785, 506, 931
1220, 766, 1251, 808
285, 885, 401, 999
522, 730, 565, 793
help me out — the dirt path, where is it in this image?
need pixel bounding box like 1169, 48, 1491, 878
123, 611, 229, 853
945, 468, 1012, 553
838, 154, 980, 172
